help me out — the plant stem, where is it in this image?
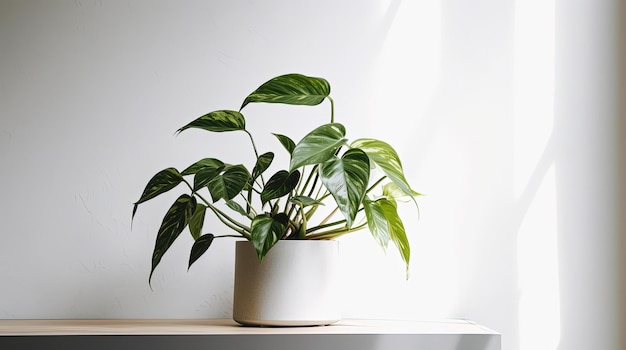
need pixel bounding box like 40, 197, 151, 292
193, 191, 252, 240
327, 96, 335, 123
308, 222, 368, 240
366, 176, 387, 194
306, 217, 346, 236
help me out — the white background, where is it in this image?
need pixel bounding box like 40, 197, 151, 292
1, 1, 624, 350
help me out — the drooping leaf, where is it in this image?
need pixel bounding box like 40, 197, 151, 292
261, 170, 301, 205
379, 199, 410, 274
188, 233, 215, 269
250, 213, 288, 261
177, 110, 245, 134
132, 168, 182, 220
150, 194, 196, 284
188, 203, 207, 240
273, 133, 296, 155
362, 197, 391, 250
290, 195, 323, 207
362, 197, 410, 275
319, 149, 370, 228
351, 139, 415, 198
241, 73, 330, 110
182, 158, 224, 176
290, 123, 347, 171
207, 165, 250, 202
251, 152, 274, 181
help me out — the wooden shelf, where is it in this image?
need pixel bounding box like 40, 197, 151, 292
0, 319, 500, 350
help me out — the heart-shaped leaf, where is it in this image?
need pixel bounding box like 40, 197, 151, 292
273, 133, 296, 155
290, 123, 346, 171
182, 158, 224, 176
261, 170, 301, 205
177, 110, 245, 134
241, 73, 330, 110
150, 194, 196, 284
320, 149, 370, 228
188, 234, 214, 269
132, 168, 182, 220
188, 203, 207, 240
250, 213, 288, 261
351, 139, 415, 199
207, 165, 250, 202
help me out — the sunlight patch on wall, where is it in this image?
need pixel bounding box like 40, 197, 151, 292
517, 165, 561, 350
513, 0, 555, 197
514, 0, 560, 349
369, 0, 441, 135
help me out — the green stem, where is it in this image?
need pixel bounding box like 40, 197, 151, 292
297, 203, 307, 239
306, 218, 347, 236
327, 96, 335, 123
187, 184, 251, 240
367, 175, 387, 194
308, 222, 368, 240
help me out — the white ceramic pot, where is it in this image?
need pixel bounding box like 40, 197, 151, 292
232, 240, 341, 326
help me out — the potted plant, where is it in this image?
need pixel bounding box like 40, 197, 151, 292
132, 73, 420, 326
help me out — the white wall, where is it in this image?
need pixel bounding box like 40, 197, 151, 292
0, 1, 623, 350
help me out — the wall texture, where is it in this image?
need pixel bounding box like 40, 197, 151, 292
0, 1, 623, 350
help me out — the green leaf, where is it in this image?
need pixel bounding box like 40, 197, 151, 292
150, 194, 196, 284
362, 197, 391, 250
380, 199, 410, 272
273, 133, 296, 155
383, 182, 423, 201
188, 203, 207, 240
290, 123, 347, 171
193, 164, 225, 191
250, 214, 288, 262
319, 149, 370, 228
225, 200, 248, 217
261, 170, 301, 205
177, 110, 245, 134
207, 165, 251, 202
188, 234, 215, 269
132, 168, 182, 220
351, 139, 415, 198
290, 195, 323, 207
363, 197, 410, 274
182, 158, 224, 176
241, 73, 330, 110
252, 152, 274, 181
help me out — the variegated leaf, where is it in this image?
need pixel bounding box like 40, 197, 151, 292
177, 110, 245, 134
241, 74, 330, 110
188, 234, 214, 269
351, 139, 415, 198
150, 194, 196, 284
319, 149, 370, 228
290, 123, 346, 171
250, 213, 288, 261
207, 165, 250, 202
260, 170, 301, 205
132, 168, 182, 220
